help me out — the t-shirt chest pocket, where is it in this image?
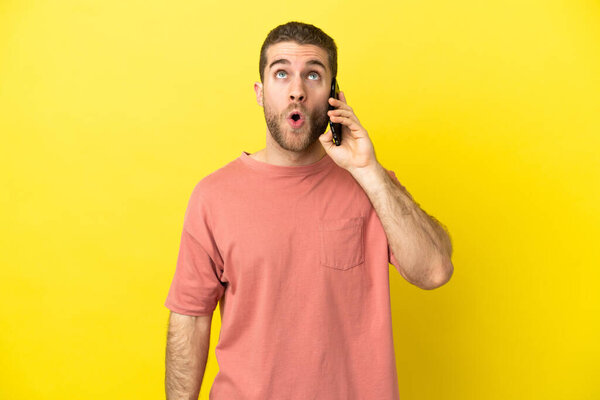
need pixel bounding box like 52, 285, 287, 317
318, 216, 365, 270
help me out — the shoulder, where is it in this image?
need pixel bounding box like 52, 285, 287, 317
190, 156, 246, 201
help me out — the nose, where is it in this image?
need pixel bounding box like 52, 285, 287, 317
289, 77, 306, 103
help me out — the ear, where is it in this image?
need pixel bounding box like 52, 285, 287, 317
254, 82, 263, 107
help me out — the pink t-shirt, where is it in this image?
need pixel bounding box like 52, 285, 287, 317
165, 151, 404, 399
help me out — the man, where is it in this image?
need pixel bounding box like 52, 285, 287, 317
165, 21, 453, 400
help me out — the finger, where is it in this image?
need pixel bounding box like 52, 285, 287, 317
328, 97, 352, 111
328, 108, 359, 121
319, 128, 335, 147
320, 128, 332, 141
329, 115, 363, 133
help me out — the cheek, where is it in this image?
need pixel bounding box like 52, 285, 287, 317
314, 96, 330, 114
264, 96, 282, 114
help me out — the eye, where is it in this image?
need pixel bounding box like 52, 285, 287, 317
308, 72, 320, 80
275, 70, 287, 78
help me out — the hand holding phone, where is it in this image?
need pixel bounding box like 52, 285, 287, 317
328, 78, 342, 146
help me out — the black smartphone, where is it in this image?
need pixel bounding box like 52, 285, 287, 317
328, 78, 342, 146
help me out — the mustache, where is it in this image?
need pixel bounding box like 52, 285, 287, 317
282, 104, 328, 118
285, 105, 307, 115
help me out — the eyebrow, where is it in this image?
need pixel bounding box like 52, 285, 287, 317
268, 58, 327, 72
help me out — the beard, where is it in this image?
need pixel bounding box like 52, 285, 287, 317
263, 98, 330, 153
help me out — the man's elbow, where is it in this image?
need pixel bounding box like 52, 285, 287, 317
420, 259, 454, 290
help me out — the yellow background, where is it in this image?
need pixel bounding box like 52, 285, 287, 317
1, 0, 599, 399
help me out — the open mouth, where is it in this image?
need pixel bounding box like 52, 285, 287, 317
287, 110, 305, 128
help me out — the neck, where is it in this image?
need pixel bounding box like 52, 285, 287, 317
253, 136, 326, 167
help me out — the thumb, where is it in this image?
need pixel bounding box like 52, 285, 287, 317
319, 128, 333, 144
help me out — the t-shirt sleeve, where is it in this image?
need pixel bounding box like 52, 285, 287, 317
165, 184, 226, 316
385, 169, 405, 268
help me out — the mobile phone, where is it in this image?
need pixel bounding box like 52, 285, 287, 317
328, 78, 342, 146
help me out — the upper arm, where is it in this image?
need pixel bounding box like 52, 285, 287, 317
168, 311, 213, 335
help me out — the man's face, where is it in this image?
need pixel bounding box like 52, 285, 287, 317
255, 41, 332, 153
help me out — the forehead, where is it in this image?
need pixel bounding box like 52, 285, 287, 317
266, 42, 328, 69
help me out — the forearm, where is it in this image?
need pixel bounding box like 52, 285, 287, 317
350, 162, 453, 289
165, 313, 212, 400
